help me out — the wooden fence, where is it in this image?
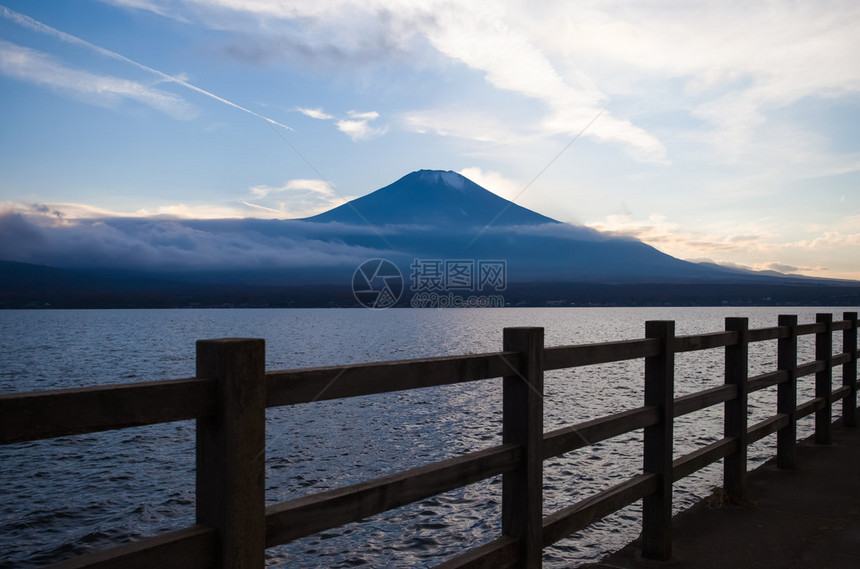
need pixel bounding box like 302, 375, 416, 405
1, 311, 859, 569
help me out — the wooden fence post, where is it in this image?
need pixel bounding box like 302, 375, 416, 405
777, 314, 798, 469
642, 321, 674, 560
816, 313, 833, 444
843, 312, 858, 428
502, 327, 544, 569
196, 338, 267, 569
724, 317, 749, 502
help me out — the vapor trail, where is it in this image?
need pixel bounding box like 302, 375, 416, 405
0, 5, 293, 131
465, 109, 604, 249
1, 4, 394, 246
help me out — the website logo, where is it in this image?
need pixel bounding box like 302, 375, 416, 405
352, 258, 404, 309
409, 259, 506, 308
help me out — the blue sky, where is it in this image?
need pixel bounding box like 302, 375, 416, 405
1, 0, 859, 279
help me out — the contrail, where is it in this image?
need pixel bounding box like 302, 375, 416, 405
241, 200, 281, 213
0, 4, 395, 247
0, 5, 293, 131
465, 108, 604, 249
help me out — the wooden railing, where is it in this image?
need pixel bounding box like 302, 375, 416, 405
1, 311, 858, 569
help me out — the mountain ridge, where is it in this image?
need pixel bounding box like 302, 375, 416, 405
304, 169, 560, 228
1, 168, 858, 308
302, 169, 799, 284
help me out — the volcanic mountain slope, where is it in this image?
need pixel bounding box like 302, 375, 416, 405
304, 169, 757, 283
305, 169, 559, 228
3, 169, 856, 308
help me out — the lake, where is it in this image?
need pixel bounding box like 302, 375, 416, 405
0, 307, 852, 568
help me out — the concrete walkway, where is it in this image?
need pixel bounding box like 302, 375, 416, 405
587, 412, 860, 569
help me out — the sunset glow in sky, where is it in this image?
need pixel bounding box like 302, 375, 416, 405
1, 1, 859, 278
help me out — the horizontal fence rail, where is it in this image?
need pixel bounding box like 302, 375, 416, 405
1, 312, 858, 569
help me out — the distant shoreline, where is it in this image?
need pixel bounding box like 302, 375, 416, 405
4, 281, 860, 310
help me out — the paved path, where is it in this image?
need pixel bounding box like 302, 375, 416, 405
587, 413, 860, 569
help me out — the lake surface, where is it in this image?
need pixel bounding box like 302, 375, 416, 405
0, 307, 853, 568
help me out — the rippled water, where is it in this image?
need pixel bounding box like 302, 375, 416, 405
0, 307, 851, 568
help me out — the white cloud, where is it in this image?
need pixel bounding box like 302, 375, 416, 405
296, 106, 386, 141
0, 40, 196, 119
109, 0, 665, 161
763, 262, 803, 274
421, 6, 667, 162
532, 1, 860, 96
335, 110, 386, 141
144, 203, 251, 218
401, 108, 528, 145
457, 167, 523, 201
99, 1, 860, 169
528, 1, 860, 169
347, 110, 379, 121
104, 0, 181, 19
1, 177, 353, 222
247, 178, 353, 218
427, 7, 600, 108
792, 231, 860, 250
2, 202, 122, 220
298, 107, 334, 120
585, 211, 860, 280
587, 213, 776, 257
688, 258, 824, 276
2, 200, 258, 220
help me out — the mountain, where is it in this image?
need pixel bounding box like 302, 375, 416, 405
2, 169, 859, 307
306, 169, 559, 227
304, 170, 776, 284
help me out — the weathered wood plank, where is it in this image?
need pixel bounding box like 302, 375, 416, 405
748, 414, 789, 445
797, 397, 826, 419
832, 320, 851, 331
196, 339, 266, 569
797, 322, 825, 336
543, 406, 659, 459
831, 385, 851, 401
843, 312, 858, 427
672, 438, 736, 482
724, 317, 749, 502
748, 370, 788, 393
748, 326, 784, 343
674, 385, 736, 417
265, 444, 520, 547
0, 377, 215, 445
815, 313, 833, 444
777, 314, 798, 469
796, 360, 825, 378
502, 327, 544, 569
265, 352, 521, 407
41, 525, 216, 569
542, 473, 658, 547
544, 338, 659, 369
642, 321, 674, 560
432, 536, 520, 569
673, 331, 736, 353
831, 352, 851, 367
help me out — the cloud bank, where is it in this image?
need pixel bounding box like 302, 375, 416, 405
0, 209, 392, 271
